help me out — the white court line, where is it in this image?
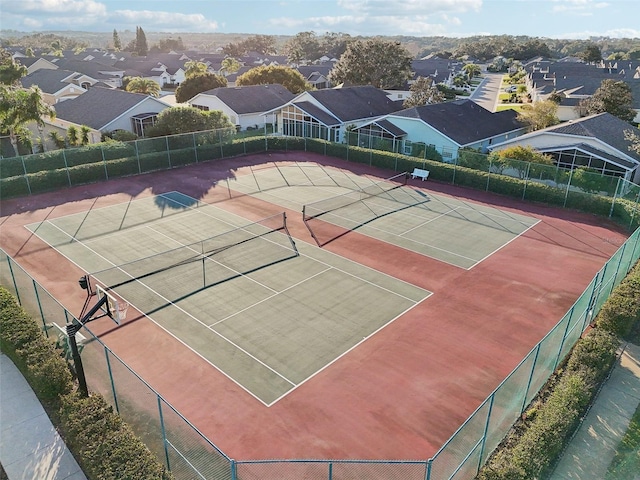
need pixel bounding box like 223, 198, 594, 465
43, 220, 299, 389
167, 193, 429, 304
467, 218, 542, 270
208, 267, 333, 328
30, 190, 432, 405
145, 225, 280, 295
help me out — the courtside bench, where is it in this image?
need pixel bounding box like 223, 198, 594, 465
411, 168, 430, 181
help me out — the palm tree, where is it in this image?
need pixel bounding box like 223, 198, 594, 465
184, 60, 209, 79
124, 77, 161, 97
0, 85, 55, 157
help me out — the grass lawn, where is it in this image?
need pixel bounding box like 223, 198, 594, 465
606, 401, 640, 479
495, 104, 526, 112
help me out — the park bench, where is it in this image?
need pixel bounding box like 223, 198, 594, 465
411, 168, 430, 181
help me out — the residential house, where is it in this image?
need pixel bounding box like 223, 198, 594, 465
296, 65, 334, 89
20, 69, 88, 105
45, 87, 171, 145
188, 84, 295, 130
53, 58, 126, 88
489, 113, 640, 184
353, 99, 527, 162
14, 56, 59, 74
525, 59, 640, 122
267, 85, 404, 143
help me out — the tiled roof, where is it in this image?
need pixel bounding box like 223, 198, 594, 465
393, 99, 525, 145
199, 84, 295, 114
306, 86, 403, 122
545, 113, 640, 163
53, 87, 161, 130
20, 69, 77, 94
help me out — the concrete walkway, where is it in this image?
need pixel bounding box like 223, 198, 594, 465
550, 342, 640, 480
0, 353, 87, 480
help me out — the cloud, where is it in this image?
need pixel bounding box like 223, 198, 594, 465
111, 10, 219, 32
551, 0, 610, 13
336, 0, 482, 15
0, 0, 107, 15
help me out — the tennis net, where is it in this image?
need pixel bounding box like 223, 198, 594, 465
88, 212, 297, 308
302, 172, 408, 222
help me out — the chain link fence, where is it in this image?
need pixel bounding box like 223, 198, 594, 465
2, 128, 640, 478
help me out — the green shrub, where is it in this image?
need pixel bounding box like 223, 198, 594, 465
596, 264, 640, 337
0, 287, 73, 402
0, 175, 30, 199
0, 156, 26, 178
60, 393, 173, 480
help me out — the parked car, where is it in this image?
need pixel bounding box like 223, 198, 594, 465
505, 85, 518, 93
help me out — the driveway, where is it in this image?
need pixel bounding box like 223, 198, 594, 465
469, 72, 503, 112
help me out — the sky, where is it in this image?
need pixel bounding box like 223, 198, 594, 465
0, 0, 639, 39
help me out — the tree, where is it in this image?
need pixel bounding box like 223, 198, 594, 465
328, 39, 413, 89
112, 29, 122, 51
135, 26, 148, 56
236, 65, 311, 94
577, 79, 635, 122
489, 145, 554, 179
462, 63, 482, 79
152, 37, 185, 53
285, 32, 323, 64
321, 32, 351, 59
184, 61, 209, 79
0, 85, 56, 156
0, 48, 27, 85
625, 130, 640, 156
516, 100, 560, 132
222, 35, 276, 57
125, 77, 161, 97
220, 57, 240, 76
402, 76, 445, 108
175, 73, 227, 103
146, 106, 233, 136
579, 43, 602, 63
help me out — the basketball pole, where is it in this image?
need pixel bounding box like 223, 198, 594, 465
69, 276, 110, 397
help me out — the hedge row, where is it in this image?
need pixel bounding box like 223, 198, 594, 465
1, 136, 638, 230
0, 287, 172, 480
478, 261, 640, 480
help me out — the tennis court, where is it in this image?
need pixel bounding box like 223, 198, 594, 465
26, 191, 430, 405
225, 163, 539, 269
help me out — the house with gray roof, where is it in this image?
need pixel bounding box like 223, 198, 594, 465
47, 87, 171, 139
188, 84, 295, 130
353, 99, 527, 161
267, 85, 404, 143
20, 69, 88, 105
489, 113, 640, 184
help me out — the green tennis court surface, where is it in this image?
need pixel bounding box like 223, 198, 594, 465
226, 164, 539, 269
27, 192, 430, 405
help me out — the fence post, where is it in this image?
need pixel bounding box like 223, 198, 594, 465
157, 395, 172, 473
425, 458, 432, 480
522, 343, 541, 413
101, 146, 109, 180
166, 136, 172, 168
522, 163, 531, 201
62, 149, 72, 186
104, 346, 120, 413
328, 461, 333, 480
32, 279, 47, 329
554, 306, 575, 371
563, 168, 574, 208
477, 394, 495, 474
231, 459, 237, 480
192, 132, 198, 163
20, 156, 32, 195
134, 140, 141, 174
486, 159, 492, 192
6, 257, 22, 305
609, 177, 622, 218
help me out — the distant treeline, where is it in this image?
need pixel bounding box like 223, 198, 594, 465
2, 30, 640, 61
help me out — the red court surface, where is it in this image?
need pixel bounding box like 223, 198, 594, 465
0, 151, 629, 461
